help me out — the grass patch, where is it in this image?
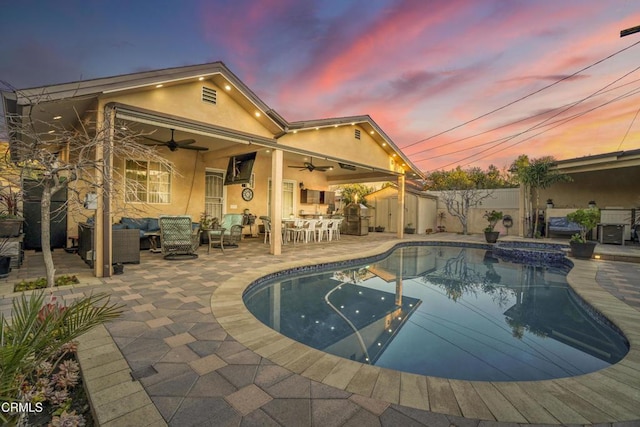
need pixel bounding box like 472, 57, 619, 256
14, 275, 80, 292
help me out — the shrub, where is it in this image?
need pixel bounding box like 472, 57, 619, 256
483, 210, 503, 232
13, 275, 79, 292
567, 208, 600, 243
0, 291, 123, 425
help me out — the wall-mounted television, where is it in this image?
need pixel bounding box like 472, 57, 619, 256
224, 152, 257, 186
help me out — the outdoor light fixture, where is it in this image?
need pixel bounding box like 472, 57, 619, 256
255, 112, 261, 117
198, 77, 204, 81
156, 84, 163, 88
225, 84, 231, 90
53, 115, 62, 120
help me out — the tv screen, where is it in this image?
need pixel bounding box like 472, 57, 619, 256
224, 152, 257, 186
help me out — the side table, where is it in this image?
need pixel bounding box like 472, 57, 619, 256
207, 228, 226, 254
144, 231, 162, 253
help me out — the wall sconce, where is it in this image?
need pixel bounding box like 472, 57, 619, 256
299, 182, 305, 189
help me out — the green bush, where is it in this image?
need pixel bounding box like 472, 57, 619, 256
0, 291, 123, 425
13, 275, 79, 292
483, 210, 503, 232
567, 208, 600, 243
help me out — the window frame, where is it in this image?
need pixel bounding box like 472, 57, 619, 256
124, 159, 172, 204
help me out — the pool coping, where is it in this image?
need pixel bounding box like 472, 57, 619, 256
211, 237, 640, 424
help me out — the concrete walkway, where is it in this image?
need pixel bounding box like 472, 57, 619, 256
1, 233, 639, 426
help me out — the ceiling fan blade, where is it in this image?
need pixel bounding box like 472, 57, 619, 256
288, 165, 304, 168
180, 145, 208, 151
315, 167, 333, 171
176, 139, 196, 145
143, 136, 166, 144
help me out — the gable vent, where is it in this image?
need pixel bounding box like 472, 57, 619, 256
202, 87, 217, 105
354, 129, 361, 140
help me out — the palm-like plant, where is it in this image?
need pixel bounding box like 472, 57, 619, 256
0, 291, 123, 424
511, 156, 572, 237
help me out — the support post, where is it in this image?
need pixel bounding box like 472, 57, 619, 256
397, 175, 405, 238
270, 149, 283, 255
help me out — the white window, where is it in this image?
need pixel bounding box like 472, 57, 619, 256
267, 179, 296, 218
125, 160, 171, 203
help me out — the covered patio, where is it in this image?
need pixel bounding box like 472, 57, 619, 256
2, 62, 423, 281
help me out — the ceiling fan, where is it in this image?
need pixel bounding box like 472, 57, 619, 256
142, 129, 208, 151
288, 157, 333, 172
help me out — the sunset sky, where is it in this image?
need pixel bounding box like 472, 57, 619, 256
1, 0, 639, 172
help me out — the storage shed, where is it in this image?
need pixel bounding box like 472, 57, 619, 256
366, 184, 438, 234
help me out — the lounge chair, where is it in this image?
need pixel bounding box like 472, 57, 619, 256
207, 213, 244, 253
159, 215, 200, 260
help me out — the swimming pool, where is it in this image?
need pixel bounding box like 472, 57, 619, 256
243, 245, 629, 381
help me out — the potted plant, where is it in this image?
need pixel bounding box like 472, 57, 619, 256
546, 199, 554, 208
0, 238, 12, 278
567, 207, 600, 259
404, 223, 416, 234
198, 213, 219, 244
483, 210, 503, 243
0, 186, 24, 237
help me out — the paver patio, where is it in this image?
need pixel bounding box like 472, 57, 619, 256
1, 232, 639, 426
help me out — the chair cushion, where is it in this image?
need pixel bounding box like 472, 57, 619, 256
147, 218, 160, 232
112, 223, 128, 230
121, 217, 149, 230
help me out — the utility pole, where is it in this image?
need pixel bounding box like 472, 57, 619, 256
620, 25, 640, 37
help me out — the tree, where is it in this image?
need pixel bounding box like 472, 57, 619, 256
1, 92, 173, 287
425, 167, 499, 234
510, 155, 572, 237
337, 184, 375, 207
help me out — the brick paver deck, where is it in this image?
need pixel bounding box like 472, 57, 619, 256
1, 233, 639, 426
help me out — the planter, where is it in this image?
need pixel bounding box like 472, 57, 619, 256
113, 263, 124, 275
569, 241, 597, 259
0, 255, 11, 278
368, 226, 374, 232
404, 228, 415, 234
484, 231, 500, 243
0, 218, 23, 237
375, 226, 385, 232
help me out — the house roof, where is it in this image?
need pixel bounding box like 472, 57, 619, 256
367, 182, 437, 199
1, 61, 423, 178
553, 148, 640, 173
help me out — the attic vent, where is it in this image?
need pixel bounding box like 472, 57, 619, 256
202, 87, 217, 104
354, 129, 361, 140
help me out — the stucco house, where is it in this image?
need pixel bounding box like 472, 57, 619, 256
1, 62, 423, 277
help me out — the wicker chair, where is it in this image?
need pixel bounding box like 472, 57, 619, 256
159, 215, 200, 260
208, 214, 243, 253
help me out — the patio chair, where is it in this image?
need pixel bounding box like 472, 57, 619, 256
299, 220, 318, 243
327, 219, 342, 241
158, 215, 201, 260
316, 219, 330, 242
208, 213, 244, 252
261, 217, 272, 244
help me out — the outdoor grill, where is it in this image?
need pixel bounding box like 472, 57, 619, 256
344, 203, 369, 236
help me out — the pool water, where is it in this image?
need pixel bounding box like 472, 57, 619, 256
243, 245, 629, 381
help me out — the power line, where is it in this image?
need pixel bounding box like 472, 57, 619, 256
401, 39, 640, 150
434, 85, 640, 170
408, 77, 640, 158
415, 65, 640, 165
616, 104, 640, 150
